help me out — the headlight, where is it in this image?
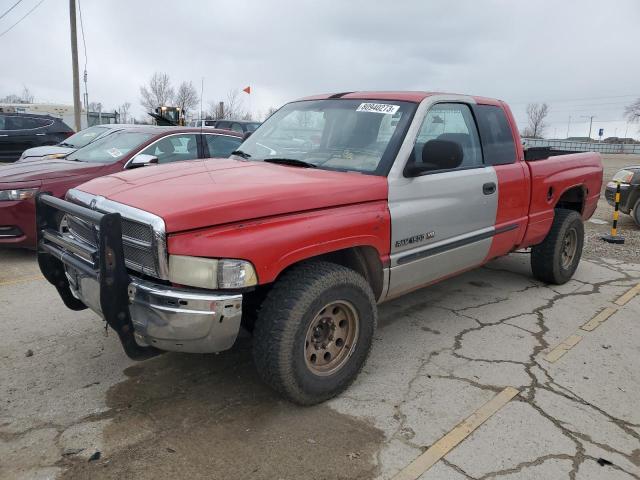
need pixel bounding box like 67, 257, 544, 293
169, 255, 257, 289
0, 188, 39, 201
612, 169, 634, 184
45, 153, 67, 160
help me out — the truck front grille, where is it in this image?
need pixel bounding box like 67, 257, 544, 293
63, 190, 168, 279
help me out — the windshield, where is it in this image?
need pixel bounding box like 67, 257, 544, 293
61, 126, 110, 148
245, 122, 261, 132
234, 99, 416, 175
66, 131, 153, 163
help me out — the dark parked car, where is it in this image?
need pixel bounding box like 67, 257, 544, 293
18, 124, 132, 162
0, 126, 243, 248
605, 165, 640, 226
0, 113, 74, 162
189, 119, 261, 134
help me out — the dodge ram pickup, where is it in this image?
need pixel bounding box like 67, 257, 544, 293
36, 91, 603, 405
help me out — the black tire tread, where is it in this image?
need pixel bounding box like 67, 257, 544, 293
632, 200, 640, 227
252, 261, 376, 405
531, 208, 583, 284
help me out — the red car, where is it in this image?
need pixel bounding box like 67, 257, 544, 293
38, 92, 602, 404
0, 126, 243, 248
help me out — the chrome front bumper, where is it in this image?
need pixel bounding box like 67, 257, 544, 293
36, 193, 243, 358
69, 273, 243, 354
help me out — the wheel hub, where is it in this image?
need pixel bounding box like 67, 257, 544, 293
561, 227, 578, 269
304, 301, 359, 376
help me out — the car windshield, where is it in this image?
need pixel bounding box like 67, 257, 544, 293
66, 131, 153, 163
61, 126, 111, 148
233, 99, 416, 174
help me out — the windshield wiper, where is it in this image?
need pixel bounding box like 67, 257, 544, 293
58, 142, 75, 148
231, 150, 251, 159
263, 158, 317, 168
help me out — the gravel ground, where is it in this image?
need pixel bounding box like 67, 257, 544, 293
583, 154, 640, 263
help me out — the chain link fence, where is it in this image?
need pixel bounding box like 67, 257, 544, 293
522, 138, 640, 155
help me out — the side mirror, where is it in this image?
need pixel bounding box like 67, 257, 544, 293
129, 153, 158, 168
404, 140, 463, 177
242, 131, 253, 140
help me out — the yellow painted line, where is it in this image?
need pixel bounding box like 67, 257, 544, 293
392, 387, 520, 480
581, 307, 617, 332
0, 275, 44, 286
614, 284, 640, 306
544, 334, 583, 363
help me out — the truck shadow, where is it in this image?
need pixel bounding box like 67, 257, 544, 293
60, 337, 384, 480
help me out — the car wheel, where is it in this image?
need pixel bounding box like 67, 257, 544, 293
632, 200, 640, 227
252, 261, 377, 405
531, 208, 584, 285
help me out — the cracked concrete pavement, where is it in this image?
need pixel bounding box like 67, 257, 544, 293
2, 251, 639, 479
1, 156, 640, 480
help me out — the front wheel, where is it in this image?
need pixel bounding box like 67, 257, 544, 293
531, 208, 584, 285
252, 261, 377, 405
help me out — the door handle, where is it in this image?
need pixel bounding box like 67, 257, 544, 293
483, 182, 496, 195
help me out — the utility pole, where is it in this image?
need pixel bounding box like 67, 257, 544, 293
566, 116, 571, 138
199, 77, 204, 121
69, 0, 82, 131
581, 115, 595, 140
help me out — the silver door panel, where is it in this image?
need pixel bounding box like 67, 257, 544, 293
384, 95, 499, 298
388, 167, 498, 259
386, 237, 492, 298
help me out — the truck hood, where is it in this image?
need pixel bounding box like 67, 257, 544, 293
76, 158, 389, 233
20, 145, 74, 161
0, 159, 109, 183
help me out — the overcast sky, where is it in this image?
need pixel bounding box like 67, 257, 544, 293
1, 0, 639, 138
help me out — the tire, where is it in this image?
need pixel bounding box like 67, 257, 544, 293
252, 261, 377, 405
632, 200, 640, 227
531, 208, 584, 285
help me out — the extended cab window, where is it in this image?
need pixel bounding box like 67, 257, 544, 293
412, 103, 482, 170
205, 134, 242, 157
474, 105, 517, 165
140, 134, 198, 164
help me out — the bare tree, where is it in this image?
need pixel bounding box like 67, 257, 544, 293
140, 72, 175, 112
175, 81, 199, 118
207, 101, 224, 120
208, 89, 246, 120
264, 106, 279, 120
522, 103, 549, 138
624, 98, 640, 125
0, 85, 34, 104
20, 86, 34, 103
119, 102, 131, 123
88, 101, 102, 112
0, 93, 22, 103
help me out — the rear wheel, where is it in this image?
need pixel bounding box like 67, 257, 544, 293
252, 261, 377, 405
531, 208, 584, 285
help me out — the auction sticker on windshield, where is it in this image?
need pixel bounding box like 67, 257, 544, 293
356, 103, 400, 114
107, 148, 122, 158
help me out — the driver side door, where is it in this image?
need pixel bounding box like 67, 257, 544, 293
386, 102, 499, 298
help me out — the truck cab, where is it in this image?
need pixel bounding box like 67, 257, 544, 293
36, 92, 603, 405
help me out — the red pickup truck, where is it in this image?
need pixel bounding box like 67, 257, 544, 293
36, 92, 602, 405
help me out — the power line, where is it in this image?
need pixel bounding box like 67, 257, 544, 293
77, 0, 87, 71
0, 0, 45, 38
0, 0, 23, 21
